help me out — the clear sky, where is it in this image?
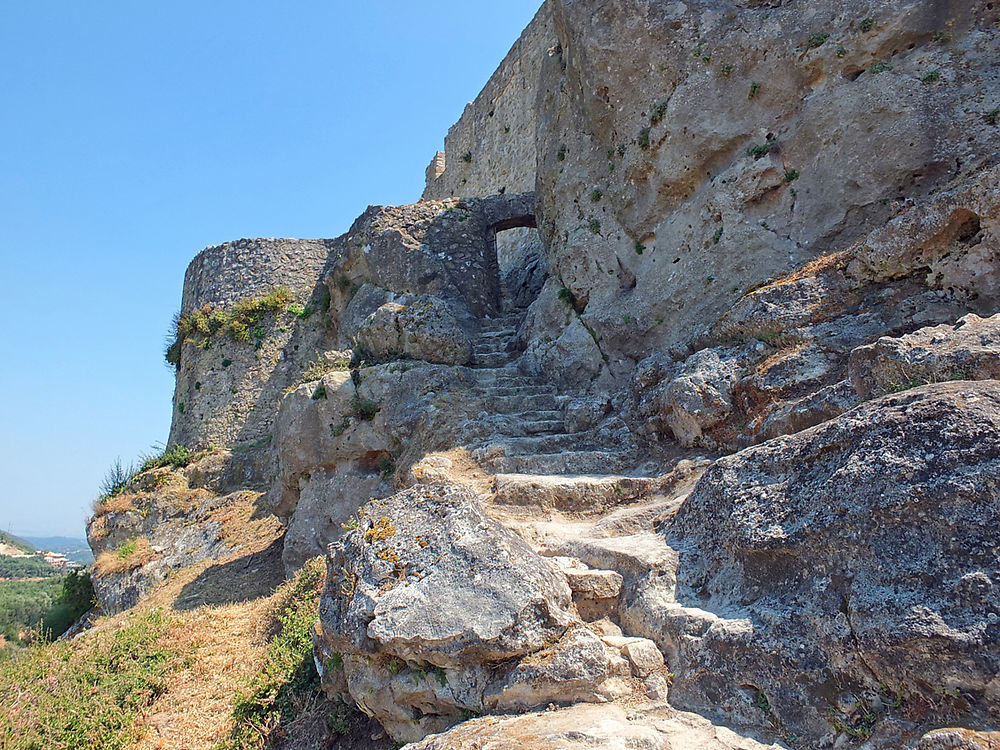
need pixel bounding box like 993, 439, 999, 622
0, 1, 543, 538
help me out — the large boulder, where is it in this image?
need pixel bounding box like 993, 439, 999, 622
850, 313, 1000, 399
406, 702, 785, 750
318, 483, 636, 742
354, 294, 473, 365
642, 382, 1000, 746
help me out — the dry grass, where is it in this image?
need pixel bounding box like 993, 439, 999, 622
94, 537, 159, 576
93, 492, 140, 516
750, 250, 851, 295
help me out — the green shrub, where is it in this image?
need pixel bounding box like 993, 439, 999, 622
222, 560, 331, 750
748, 82, 761, 100
98, 458, 138, 501
139, 444, 198, 472
638, 127, 651, 150
349, 395, 381, 422
557, 286, 578, 309
858, 17, 875, 32
588, 218, 602, 235
807, 32, 829, 49
0, 610, 174, 749
650, 101, 668, 124
164, 287, 293, 366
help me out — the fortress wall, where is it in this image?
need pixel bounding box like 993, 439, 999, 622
168, 238, 335, 450
422, 3, 554, 202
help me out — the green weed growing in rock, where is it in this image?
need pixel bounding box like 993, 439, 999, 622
461, 151, 472, 163
591, 188, 603, 202
807, 32, 829, 49
720, 63, 734, 77
140, 444, 199, 472
858, 17, 876, 33
836, 45, 847, 57
634, 241, 646, 255
748, 82, 761, 100
638, 127, 651, 150
588, 218, 602, 235
98, 458, 139, 500
869, 59, 892, 74
985, 108, 1000, 126
650, 101, 668, 124
921, 70, 941, 84
784, 169, 800, 183
712, 227, 724, 244
349, 394, 381, 421
557, 286, 578, 308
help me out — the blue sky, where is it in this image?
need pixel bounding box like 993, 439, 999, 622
0, 1, 542, 537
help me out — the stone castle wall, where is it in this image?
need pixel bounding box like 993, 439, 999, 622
168, 238, 334, 450
422, 3, 554, 201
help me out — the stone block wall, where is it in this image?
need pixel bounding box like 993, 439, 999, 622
168, 238, 334, 450
422, 3, 554, 201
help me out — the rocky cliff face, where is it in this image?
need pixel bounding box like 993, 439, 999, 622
88, 1, 1000, 747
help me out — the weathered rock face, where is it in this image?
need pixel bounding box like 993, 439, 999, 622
642, 382, 1000, 746
427, 0, 1000, 391
316, 484, 634, 742
86, 449, 278, 612
850, 313, 1000, 399
406, 702, 786, 750
354, 294, 473, 366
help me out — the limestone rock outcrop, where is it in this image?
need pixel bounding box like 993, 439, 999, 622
406, 702, 786, 750
315, 484, 638, 742
850, 313, 1000, 399
640, 382, 1000, 746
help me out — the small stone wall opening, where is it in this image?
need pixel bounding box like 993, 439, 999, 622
496, 226, 547, 310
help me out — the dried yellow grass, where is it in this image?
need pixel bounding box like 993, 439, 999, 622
94, 536, 158, 575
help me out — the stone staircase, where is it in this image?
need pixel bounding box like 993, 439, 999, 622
466, 307, 636, 477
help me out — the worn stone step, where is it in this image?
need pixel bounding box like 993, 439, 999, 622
484, 450, 628, 475
482, 385, 557, 398
477, 328, 518, 339
474, 353, 515, 368
488, 419, 565, 437
485, 393, 559, 412
493, 473, 658, 513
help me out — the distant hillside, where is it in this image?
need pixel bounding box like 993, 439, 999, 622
0, 531, 35, 555
23, 537, 93, 564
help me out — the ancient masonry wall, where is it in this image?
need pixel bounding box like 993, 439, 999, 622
422, 3, 554, 201
168, 238, 334, 450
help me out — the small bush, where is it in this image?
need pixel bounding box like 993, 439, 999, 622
712, 227, 724, 245
784, 169, 800, 183
807, 32, 830, 49
588, 218, 602, 235
869, 59, 892, 74
858, 17, 875, 33
349, 394, 381, 422
650, 101, 668, 124
98, 458, 138, 501
638, 127, 651, 150
985, 108, 1000, 126
748, 82, 761, 100
748, 142, 772, 159
557, 286, 578, 309
590, 188, 603, 202
921, 70, 941, 84
140, 444, 198, 472
720, 63, 734, 77
634, 241, 646, 255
